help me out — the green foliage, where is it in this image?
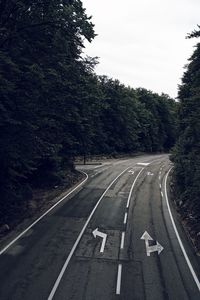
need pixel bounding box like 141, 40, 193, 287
172, 26, 200, 219
0, 0, 95, 225
0, 0, 177, 226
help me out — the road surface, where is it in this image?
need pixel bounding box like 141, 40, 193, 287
0, 154, 199, 299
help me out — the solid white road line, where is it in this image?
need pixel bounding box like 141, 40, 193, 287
165, 168, 200, 292
0, 171, 89, 256
126, 168, 144, 208
120, 232, 125, 249
123, 212, 128, 225
93, 165, 103, 169
116, 264, 122, 295
48, 166, 130, 300
137, 162, 150, 166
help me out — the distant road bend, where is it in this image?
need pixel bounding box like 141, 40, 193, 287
0, 154, 199, 300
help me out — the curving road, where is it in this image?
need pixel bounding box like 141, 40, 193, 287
0, 154, 199, 299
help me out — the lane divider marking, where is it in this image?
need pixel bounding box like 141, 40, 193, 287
48, 166, 131, 300
0, 171, 89, 256
116, 264, 122, 295
126, 168, 144, 208
123, 212, 128, 225
165, 168, 200, 292
120, 232, 125, 250
117, 167, 145, 296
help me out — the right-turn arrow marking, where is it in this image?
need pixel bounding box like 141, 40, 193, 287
141, 231, 164, 256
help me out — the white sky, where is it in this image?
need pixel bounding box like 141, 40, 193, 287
82, 0, 200, 98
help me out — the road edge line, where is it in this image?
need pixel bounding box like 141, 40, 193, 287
47, 166, 130, 300
0, 171, 89, 256
164, 167, 200, 291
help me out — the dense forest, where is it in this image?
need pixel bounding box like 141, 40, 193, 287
0, 0, 177, 227
171, 26, 200, 241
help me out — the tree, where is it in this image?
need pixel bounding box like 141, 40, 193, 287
172, 26, 200, 220
0, 0, 95, 225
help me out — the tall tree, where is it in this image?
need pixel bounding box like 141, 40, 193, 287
172, 26, 200, 220
0, 0, 95, 224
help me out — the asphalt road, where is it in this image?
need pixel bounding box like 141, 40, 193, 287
0, 154, 199, 300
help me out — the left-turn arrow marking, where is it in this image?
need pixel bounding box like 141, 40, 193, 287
92, 228, 107, 253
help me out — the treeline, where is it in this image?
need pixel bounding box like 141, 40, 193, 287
0, 0, 177, 226
172, 26, 200, 229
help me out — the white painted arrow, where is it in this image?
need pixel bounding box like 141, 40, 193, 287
141, 231, 164, 256
92, 228, 107, 253
147, 171, 154, 176
128, 170, 135, 175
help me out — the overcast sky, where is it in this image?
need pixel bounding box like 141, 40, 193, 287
82, 0, 200, 98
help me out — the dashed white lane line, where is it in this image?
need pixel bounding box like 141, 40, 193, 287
165, 168, 200, 292
126, 168, 144, 208
159, 184, 162, 189
0, 171, 89, 256
159, 175, 161, 181
123, 212, 128, 225
120, 232, 125, 249
116, 264, 122, 295
47, 166, 131, 300
161, 191, 164, 198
